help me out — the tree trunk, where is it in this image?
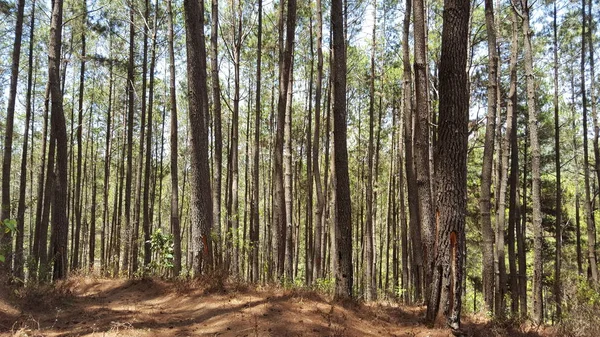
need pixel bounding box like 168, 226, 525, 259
273, 0, 296, 279
184, 0, 214, 274
364, 0, 377, 302
553, 0, 562, 320
167, 0, 181, 276
144, 0, 159, 268
331, 0, 353, 299
481, 0, 498, 315
426, 0, 470, 329
313, 0, 325, 282
521, 0, 544, 323
101, 52, 114, 272
507, 6, 520, 316
588, 0, 599, 284
49, 0, 69, 281
580, 0, 598, 285
72, 0, 87, 271
210, 0, 223, 269
413, 0, 435, 298
250, 0, 262, 283
0, 0, 26, 272
15, 0, 36, 281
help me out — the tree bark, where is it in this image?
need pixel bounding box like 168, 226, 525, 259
553, 0, 562, 320
587, 0, 599, 284
184, 0, 214, 274
426, 0, 470, 329
210, 0, 223, 269
313, 0, 325, 282
480, 0, 498, 315
331, 0, 353, 300
521, 0, 544, 323
15, 0, 36, 280
49, 0, 69, 281
250, 0, 262, 283
413, 0, 435, 298
167, 0, 181, 276
0, 0, 26, 272
507, 6, 520, 316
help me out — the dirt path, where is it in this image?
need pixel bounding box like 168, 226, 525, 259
1, 278, 547, 337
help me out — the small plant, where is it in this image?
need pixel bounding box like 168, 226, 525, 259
147, 228, 174, 277
314, 277, 335, 295
0, 218, 17, 263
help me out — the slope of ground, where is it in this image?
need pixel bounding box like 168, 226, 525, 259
1, 277, 549, 337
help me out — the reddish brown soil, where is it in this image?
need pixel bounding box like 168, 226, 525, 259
0, 277, 549, 337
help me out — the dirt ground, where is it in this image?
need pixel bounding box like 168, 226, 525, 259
0, 277, 550, 337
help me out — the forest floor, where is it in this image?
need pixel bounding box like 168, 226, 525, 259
1, 276, 552, 337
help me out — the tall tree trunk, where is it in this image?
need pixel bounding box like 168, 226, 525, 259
32, 84, 50, 279
144, 0, 159, 267
184, 0, 214, 274
426, 0, 470, 329
0, 0, 26, 271
364, 0, 377, 302
580, 0, 598, 284
519, 124, 529, 317
588, 0, 599, 284
284, 63, 294, 280
331, 0, 353, 299
413, 0, 434, 298
507, 6, 520, 316
273, 0, 296, 279
305, 13, 314, 286
521, 0, 544, 323
250, 0, 262, 283
132, 0, 150, 274
49, 0, 69, 281
312, 0, 325, 282
167, 0, 181, 276
72, 0, 87, 271
552, 0, 562, 321
571, 73, 583, 277
481, 0, 498, 315
403, 0, 422, 303
15, 0, 36, 281
101, 52, 114, 272
210, 0, 223, 270
122, 4, 136, 274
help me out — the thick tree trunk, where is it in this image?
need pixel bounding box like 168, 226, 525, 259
426, 0, 470, 329
184, 0, 214, 274
331, 0, 353, 300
